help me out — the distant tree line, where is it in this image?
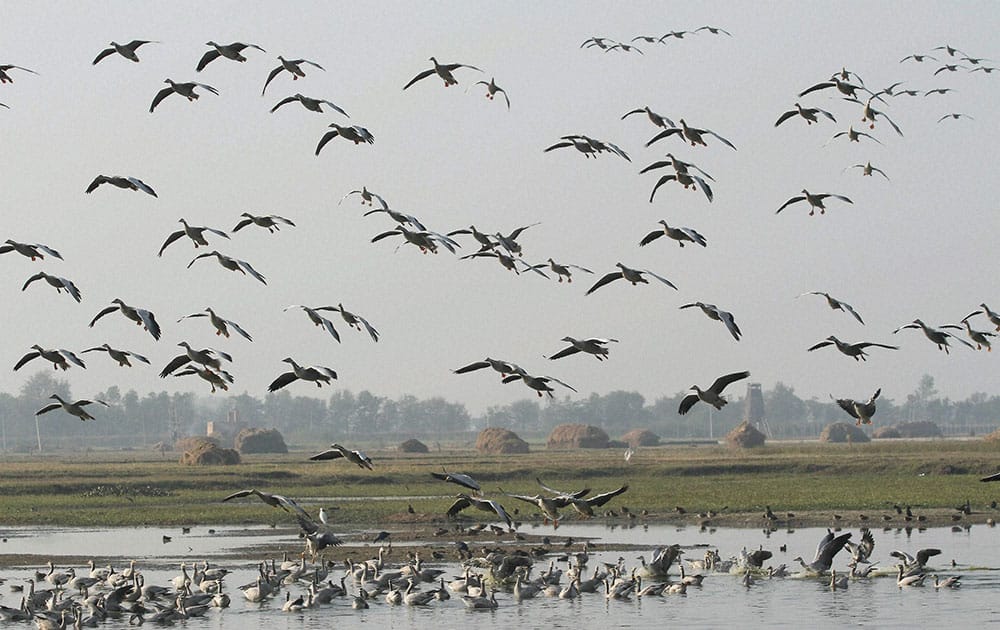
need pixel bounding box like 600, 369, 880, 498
1, 371, 997, 451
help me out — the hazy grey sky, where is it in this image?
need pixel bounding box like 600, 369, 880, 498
2, 1, 998, 415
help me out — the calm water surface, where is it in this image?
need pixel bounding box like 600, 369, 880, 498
1, 523, 997, 629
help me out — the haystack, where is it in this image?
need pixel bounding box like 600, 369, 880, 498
820, 422, 871, 443
726, 421, 766, 448
872, 426, 902, 439
399, 438, 429, 453
174, 436, 218, 452
180, 440, 241, 465
476, 427, 529, 454
621, 428, 661, 448
893, 421, 943, 438
547, 424, 609, 449
235, 428, 288, 454
985, 427, 1000, 443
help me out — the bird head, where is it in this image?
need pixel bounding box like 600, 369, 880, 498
112, 298, 126, 306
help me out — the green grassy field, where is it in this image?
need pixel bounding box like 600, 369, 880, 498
1, 439, 998, 528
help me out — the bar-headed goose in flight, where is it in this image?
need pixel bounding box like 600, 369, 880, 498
546, 336, 618, 361
545, 258, 593, 282
807, 336, 897, 361
893, 319, 973, 353
283, 305, 342, 342
843, 97, 903, 136
22, 271, 82, 302
188, 250, 266, 284
270, 93, 347, 116
622, 106, 675, 129
174, 365, 234, 393
268, 357, 337, 391
972, 304, 1000, 331
775, 102, 837, 127
833, 388, 880, 425
404, 57, 482, 90
957, 317, 995, 351
177, 307, 253, 341
452, 357, 519, 379
158, 219, 229, 256
776, 189, 853, 216
82, 344, 150, 368
447, 494, 514, 530
0, 239, 62, 261
695, 25, 733, 36
846, 161, 889, 180
827, 126, 882, 145
500, 489, 561, 524
150, 79, 219, 113
586, 263, 677, 295
937, 113, 973, 123
309, 443, 373, 470
196, 41, 266, 72
232, 212, 295, 233
92, 40, 158, 65
90, 298, 162, 340
315, 123, 374, 154
797, 291, 865, 324
431, 470, 481, 493
0, 64, 38, 83
646, 118, 736, 150
545, 134, 630, 160
262, 56, 325, 94
372, 226, 459, 254
85, 174, 157, 197
793, 530, 852, 574
473, 78, 509, 108
36, 395, 109, 421
799, 76, 871, 99
339, 186, 385, 207
159, 342, 232, 377
14, 345, 86, 371
900, 53, 937, 63
502, 368, 577, 398
640, 220, 707, 248
680, 302, 742, 341
678, 371, 750, 415
648, 171, 713, 202
364, 204, 426, 231
330, 303, 380, 342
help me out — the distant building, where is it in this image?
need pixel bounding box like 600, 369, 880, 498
207, 408, 247, 446
743, 383, 770, 436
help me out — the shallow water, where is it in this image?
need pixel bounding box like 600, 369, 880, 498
1, 523, 997, 628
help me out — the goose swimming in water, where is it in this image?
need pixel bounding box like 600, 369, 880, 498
188, 250, 266, 284
93, 40, 158, 65
13, 345, 86, 371
310, 443, 373, 469
196, 41, 266, 71
678, 371, 750, 415
178, 307, 253, 341
36, 394, 109, 421
262, 56, 325, 94
82, 344, 150, 368
268, 358, 337, 392
0, 239, 62, 261
85, 174, 157, 197
89, 298, 162, 340
404, 57, 482, 89
150, 79, 219, 113
21, 271, 81, 302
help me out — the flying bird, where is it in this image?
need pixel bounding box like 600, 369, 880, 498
828, 126, 882, 145
647, 171, 713, 202
639, 220, 707, 248
36, 395, 109, 421
447, 493, 515, 530
793, 530, 853, 574
270, 93, 347, 116
431, 470, 481, 493
678, 371, 750, 415
177, 307, 253, 341
175, 363, 234, 393
893, 319, 973, 354
150, 79, 219, 113
452, 357, 519, 379
188, 251, 266, 284
13, 345, 86, 371
81, 344, 150, 368
843, 97, 903, 135
232, 212, 295, 233
89, 299, 161, 340
267, 358, 337, 391
622, 106, 675, 129
776, 190, 853, 216
283, 305, 343, 342
586, 263, 677, 295
262, 56, 325, 94
310, 443, 373, 470
473, 77, 509, 108
546, 336, 619, 361
315, 123, 374, 154
845, 161, 889, 180
695, 25, 733, 36
900, 53, 937, 63
158, 219, 229, 256
403, 57, 482, 89
807, 336, 897, 361
798, 76, 871, 99
544, 258, 593, 282
339, 186, 386, 208
937, 113, 973, 123
92, 40, 158, 65
957, 317, 995, 351
22, 271, 81, 302
833, 388, 881, 425
0, 64, 38, 83
196, 41, 266, 71
798, 291, 865, 324
329, 303, 380, 342
646, 118, 737, 150
502, 368, 577, 397
0, 239, 62, 261
544, 135, 630, 160
85, 175, 157, 197
679, 302, 742, 341
159, 342, 232, 377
